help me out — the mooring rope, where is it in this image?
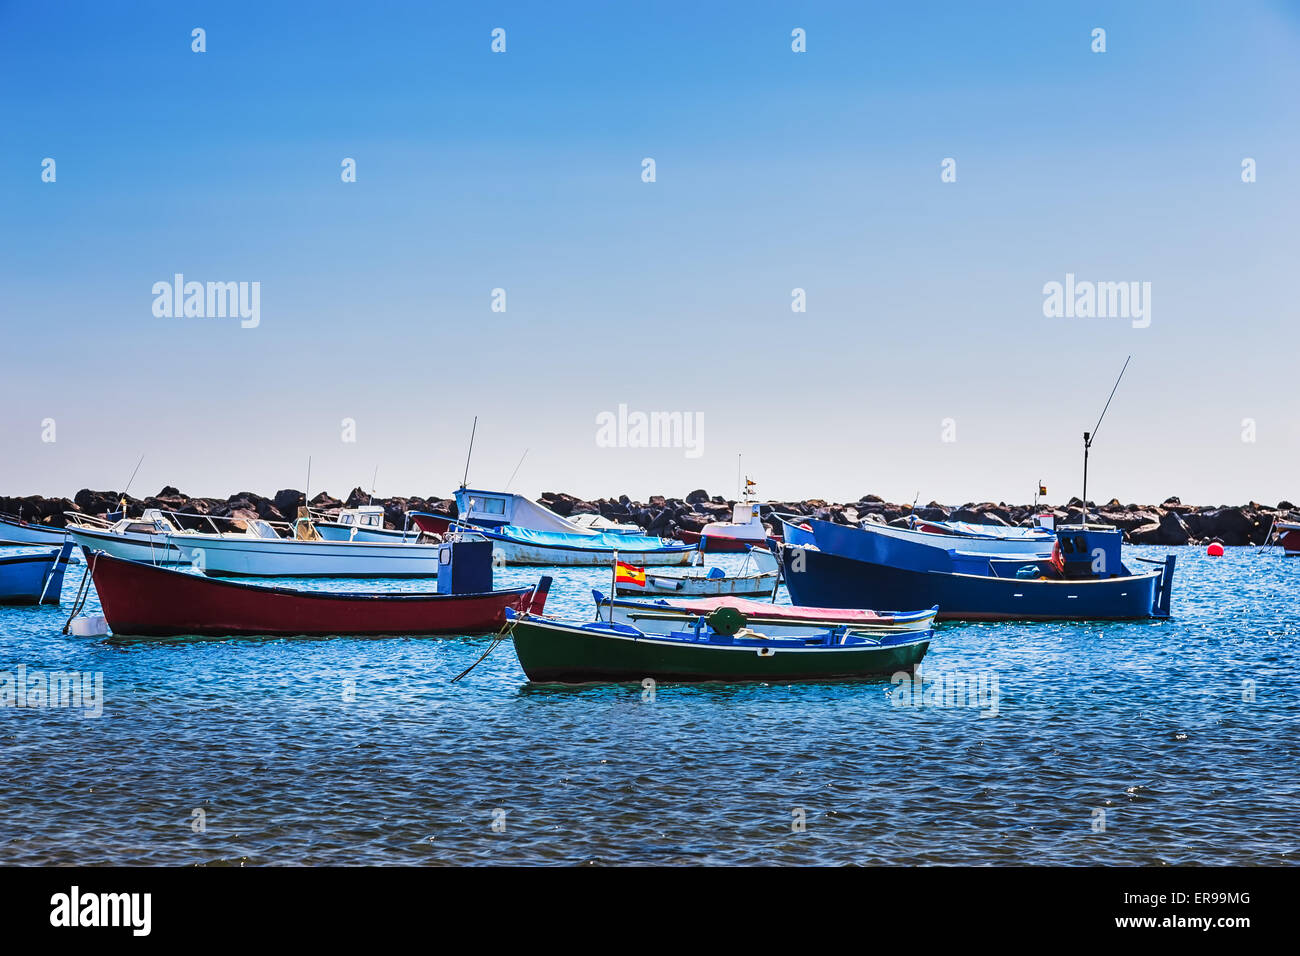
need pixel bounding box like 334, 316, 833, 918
61, 551, 100, 634
450, 616, 518, 684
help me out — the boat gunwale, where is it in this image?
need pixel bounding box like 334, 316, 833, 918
86, 551, 526, 601
516, 616, 933, 654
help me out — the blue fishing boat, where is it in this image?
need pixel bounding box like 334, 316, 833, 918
777, 518, 1174, 621
0, 542, 75, 605
0, 512, 70, 547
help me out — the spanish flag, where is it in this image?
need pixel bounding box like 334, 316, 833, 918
615, 560, 646, 586
1039, 483, 1048, 496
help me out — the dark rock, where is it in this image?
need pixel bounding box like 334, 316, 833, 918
1185, 507, 1255, 546
273, 489, 304, 514
676, 512, 708, 533
1096, 510, 1158, 533
1131, 511, 1191, 545
685, 489, 710, 504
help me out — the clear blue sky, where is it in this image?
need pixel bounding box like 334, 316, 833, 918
2, 1, 1297, 506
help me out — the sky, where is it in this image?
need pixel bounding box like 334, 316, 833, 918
2, 1, 1297, 507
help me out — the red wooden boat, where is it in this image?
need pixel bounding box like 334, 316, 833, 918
1277, 520, 1300, 556
84, 550, 550, 637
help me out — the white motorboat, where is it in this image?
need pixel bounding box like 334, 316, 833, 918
313, 505, 425, 543
68, 509, 442, 578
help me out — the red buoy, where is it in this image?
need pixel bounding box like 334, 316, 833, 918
1206, 542, 1225, 557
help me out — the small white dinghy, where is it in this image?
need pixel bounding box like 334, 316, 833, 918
614, 547, 780, 597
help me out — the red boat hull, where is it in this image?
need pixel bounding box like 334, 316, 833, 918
675, 530, 774, 553
409, 512, 456, 535
85, 551, 549, 637
1280, 528, 1300, 556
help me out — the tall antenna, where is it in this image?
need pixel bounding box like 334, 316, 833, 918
119, 454, 144, 514
505, 448, 529, 492
122, 454, 144, 497
368, 465, 379, 506
1081, 355, 1131, 526
461, 417, 478, 490
304, 456, 312, 510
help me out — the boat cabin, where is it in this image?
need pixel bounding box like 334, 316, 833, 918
454, 489, 512, 529
731, 502, 762, 526
335, 505, 387, 530
118, 510, 182, 536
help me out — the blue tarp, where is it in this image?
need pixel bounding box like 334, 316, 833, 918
480, 526, 693, 553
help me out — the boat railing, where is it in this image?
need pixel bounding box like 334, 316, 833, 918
67, 507, 296, 539
63, 511, 119, 530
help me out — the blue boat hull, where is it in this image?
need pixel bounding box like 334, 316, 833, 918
0, 544, 73, 605
780, 544, 1168, 621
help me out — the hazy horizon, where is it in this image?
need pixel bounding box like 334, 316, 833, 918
3, 2, 1297, 507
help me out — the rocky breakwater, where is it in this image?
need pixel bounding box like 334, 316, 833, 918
533, 491, 1297, 548
0, 486, 456, 534
1, 488, 1294, 547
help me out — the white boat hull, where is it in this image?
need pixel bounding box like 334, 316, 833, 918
314, 522, 425, 544
485, 539, 692, 567
616, 571, 778, 596
68, 527, 190, 564
171, 535, 442, 577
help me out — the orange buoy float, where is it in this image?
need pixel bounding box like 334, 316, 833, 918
1206, 542, 1225, 557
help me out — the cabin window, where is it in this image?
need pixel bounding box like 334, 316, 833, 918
340, 514, 354, 525
1061, 538, 1075, 554
362, 514, 379, 527
1074, 536, 1088, 552
480, 498, 506, 515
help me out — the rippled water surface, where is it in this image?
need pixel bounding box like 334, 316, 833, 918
2, 545, 1297, 865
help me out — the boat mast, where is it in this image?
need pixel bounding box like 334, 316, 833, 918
461, 417, 478, 491
1081, 356, 1131, 527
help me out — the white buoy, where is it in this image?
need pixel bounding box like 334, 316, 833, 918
69, 615, 109, 637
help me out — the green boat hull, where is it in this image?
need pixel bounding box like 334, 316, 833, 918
509, 618, 930, 684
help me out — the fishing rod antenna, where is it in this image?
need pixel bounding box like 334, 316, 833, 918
1081, 356, 1131, 526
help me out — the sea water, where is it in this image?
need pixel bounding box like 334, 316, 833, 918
0, 546, 1295, 865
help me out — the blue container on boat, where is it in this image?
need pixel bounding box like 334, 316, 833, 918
437, 539, 493, 595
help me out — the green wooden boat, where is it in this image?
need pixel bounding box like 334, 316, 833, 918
506, 608, 932, 684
